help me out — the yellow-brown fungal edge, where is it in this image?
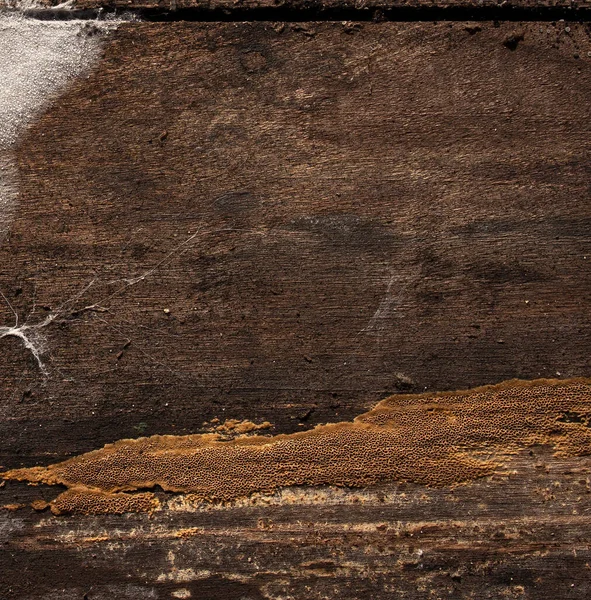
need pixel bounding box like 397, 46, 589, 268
3, 377, 591, 515
50, 488, 160, 515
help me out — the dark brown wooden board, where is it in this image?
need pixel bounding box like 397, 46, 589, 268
1, 19, 591, 599
2, 20, 591, 462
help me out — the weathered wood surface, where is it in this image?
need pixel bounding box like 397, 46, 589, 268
1, 18, 591, 599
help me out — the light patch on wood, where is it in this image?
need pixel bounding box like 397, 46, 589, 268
203, 418, 272, 439
0, 15, 117, 240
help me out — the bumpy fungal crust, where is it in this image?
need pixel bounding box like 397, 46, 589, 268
50, 488, 159, 515
206, 419, 272, 439
3, 378, 591, 515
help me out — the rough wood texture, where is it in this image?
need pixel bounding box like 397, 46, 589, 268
3, 449, 591, 599
1, 19, 591, 599
2, 20, 590, 461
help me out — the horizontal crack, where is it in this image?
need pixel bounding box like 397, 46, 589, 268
2, 5, 591, 22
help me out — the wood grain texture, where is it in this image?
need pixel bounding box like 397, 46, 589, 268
2, 20, 591, 460
1, 19, 591, 599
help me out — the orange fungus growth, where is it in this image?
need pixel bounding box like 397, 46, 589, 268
3, 378, 591, 515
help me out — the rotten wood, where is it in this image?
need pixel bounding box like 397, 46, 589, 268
3, 449, 591, 599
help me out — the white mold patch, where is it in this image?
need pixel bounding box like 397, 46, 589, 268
0, 13, 120, 371
0, 14, 117, 240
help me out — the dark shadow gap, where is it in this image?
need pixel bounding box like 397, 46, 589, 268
0, 479, 67, 507
4, 5, 591, 23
